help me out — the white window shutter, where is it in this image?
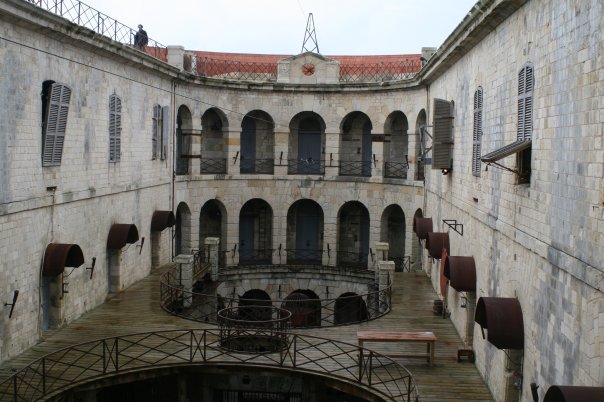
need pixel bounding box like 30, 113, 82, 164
161, 105, 170, 160
43, 83, 71, 166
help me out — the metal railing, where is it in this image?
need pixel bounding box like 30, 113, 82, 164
393, 256, 412, 272
287, 159, 325, 175
339, 161, 372, 177
0, 329, 419, 401
339, 59, 421, 83
26, 0, 166, 60
189, 55, 420, 83
192, 56, 278, 81
240, 158, 274, 174
384, 161, 409, 179
200, 157, 227, 174
160, 266, 390, 327
336, 251, 370, 269
285, 249, 323, 265
238, 249, 274, 265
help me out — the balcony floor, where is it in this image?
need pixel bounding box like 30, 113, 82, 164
0, 267, 493, 401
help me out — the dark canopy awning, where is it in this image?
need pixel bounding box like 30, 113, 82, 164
481, 139, 531, 163
151, 210, 176, 232
475, 297, 524, 349
107, 224, 139, 250
444, 256, 476, 292
425, 232, 450, 259
43, 243, 85, 277
413, 217, 433, 240
543, 386, 604, 402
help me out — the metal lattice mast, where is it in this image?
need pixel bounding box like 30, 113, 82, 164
301, 13, 320, 54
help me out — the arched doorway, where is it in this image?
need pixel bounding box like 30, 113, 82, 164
383, 111, 409, 179
200, 200, 227, 267
240, 111, 274, 174
337, 201, 370, 268
288, 112, 326, 174
415, 109, 427, 181
200, 108, 228, 174
411, 209, 423, 271
380, 205, 406, 270
176, 105, 192, 175
239, 289, 272, 321
340, 112, 372, 177
286, 199, 324, 264
334, 292, 368, 324
282, 290, 321, 328
239, 199, 273, 264
175, 202, 191, 256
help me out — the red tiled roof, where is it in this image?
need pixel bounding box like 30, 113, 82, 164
192, 51, 421, 65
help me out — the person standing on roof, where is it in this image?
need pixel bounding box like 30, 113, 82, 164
134, 24, 148, 50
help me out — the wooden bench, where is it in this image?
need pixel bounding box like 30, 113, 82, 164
357, 330, 437, 367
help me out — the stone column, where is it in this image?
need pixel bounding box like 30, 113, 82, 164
324, 129, 339, 179
374, 241, 390, 281
378, 261, 395, 313
371, 139, 384, 178
225, 130, 240, 175
205, 237, 220, 280
174, 254, 194, 307
274, 129, 289, 176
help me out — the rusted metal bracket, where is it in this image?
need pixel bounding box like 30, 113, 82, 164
443, 219, 463, 236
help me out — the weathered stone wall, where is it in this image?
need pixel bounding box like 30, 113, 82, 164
0, 0, 174, 362
422, 0, 603, 400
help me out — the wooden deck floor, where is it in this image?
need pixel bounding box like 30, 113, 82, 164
0, 268, 493, 402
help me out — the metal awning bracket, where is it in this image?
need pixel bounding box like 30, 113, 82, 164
443, 219, 463, 236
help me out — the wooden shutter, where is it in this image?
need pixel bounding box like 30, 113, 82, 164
109, 95, 121, 162
152, 105, 160, 159
43, 84, 71, 166
472, 88, 483, 176
161, 106, 170, 160
517, 64, 534, 141
432, 98, 453, 169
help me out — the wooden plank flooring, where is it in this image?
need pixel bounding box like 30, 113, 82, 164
0, 268, 493, 401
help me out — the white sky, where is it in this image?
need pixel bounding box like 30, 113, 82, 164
88, 0, 478, 55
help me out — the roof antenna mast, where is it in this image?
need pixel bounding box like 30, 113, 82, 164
301, 13, 320, 54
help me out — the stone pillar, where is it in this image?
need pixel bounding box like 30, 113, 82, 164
205, 237, 220, 280
372, 139, 384, 178
166, 46, 185, 70
274, 129, 289, 176
324, 129, 339, 179
226, 130, 239, 175
378, 261, 395, 312
374, 241, 390, 280
174, 254, 194, 307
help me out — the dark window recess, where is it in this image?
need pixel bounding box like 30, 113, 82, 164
152, 104, 162, 160
42, 81, 72, 166
432, 98, 454, 170
109, 95, 121, 162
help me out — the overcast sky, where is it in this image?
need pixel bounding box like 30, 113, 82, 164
88, 0, 478, 55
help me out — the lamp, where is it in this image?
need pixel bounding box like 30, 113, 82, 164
441, 167, 451, 175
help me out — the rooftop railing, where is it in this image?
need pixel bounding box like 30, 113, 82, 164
26, 0, 167, 60
0, 329, 419, 401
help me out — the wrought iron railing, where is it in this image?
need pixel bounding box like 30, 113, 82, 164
192, 56, 278, 81
339, 161, 372, 177
336, 251, 370, 269
384, 161, 409, 179
160, 266, 390, 327
339, 60, 421, 83
285, 249, 323, 265
200, 157, 227, 174
25, 0, 166, 60
240, 158, 274, 174
287, 159, 325, 175
238, 248, 274, 265
0, 329, 419, 401
393, 256, 412, 272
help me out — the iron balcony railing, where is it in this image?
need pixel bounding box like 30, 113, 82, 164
285, 248, 323, 265
336, 251, 370, 269
160, 265, 390, 328
0, 329, 419, 402
339, 161, 372, 177
384, 161, 409, 179
26, 0, 166, 60
393, 256, 412, 272
240, 158, 274, 174
287, 159, 325, 175
238, 249, 274, 265
200, 157, 227, 174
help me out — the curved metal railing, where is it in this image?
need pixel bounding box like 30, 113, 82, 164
25, 0, 166, 60
160, 264, 390, 327
0, 329, 419, 401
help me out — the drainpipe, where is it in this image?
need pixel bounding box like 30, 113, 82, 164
171, 79, 177, 259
